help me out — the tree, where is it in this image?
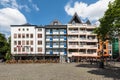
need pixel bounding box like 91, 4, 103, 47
94, 0, 120, 68
0, 33, 8, 59
5, 36, 12, 60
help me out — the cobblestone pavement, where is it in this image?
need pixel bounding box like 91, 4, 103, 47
0, 63, 120, 80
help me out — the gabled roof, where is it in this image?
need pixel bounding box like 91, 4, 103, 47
50, 19, 62, 25
86, 19, 91, 25
69, 13, 82, 24
22, 23, 31, 25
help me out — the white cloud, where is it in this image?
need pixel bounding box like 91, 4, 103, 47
65, 0, 114, 22
32, 4, 40, 11
0, 8, 27, 37
0, 0, 39, 12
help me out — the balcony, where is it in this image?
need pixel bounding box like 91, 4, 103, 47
53, 38, 59, 41
60, 45, 66, 48
79, 31, 87, 34
68, 45, 78, 49
67, 37, 78, 41
86, 39, 98, 42
53, 52, 59, 54
46, 38, 52, 42
60, 30, 66, 34
60, 37, 66, 41
53, 32, 59, 35
53, 45, 59, 48
46, 31, 52, 35
86, 45, 98, 49
79, 45, 86, 49
46, 44, 52, 48
68, 31, 79, 35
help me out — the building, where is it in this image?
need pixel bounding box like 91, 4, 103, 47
67, 13, 98, 62
112, 38, 119, 58
11, 13, 113, 62
45, 20, 67, 62
97, 40, 112, 58
11, 23, 45, 60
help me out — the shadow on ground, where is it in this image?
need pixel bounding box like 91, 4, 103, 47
76, 63, 98, 68
88, 67, 120, 80
76, 63, 120, 80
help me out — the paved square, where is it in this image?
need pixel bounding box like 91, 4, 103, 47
0, 63, 120, 80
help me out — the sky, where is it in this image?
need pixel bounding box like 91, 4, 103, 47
0, 0, 114, 38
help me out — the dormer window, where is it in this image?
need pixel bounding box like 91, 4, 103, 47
72, 20, 75, 24
53, 22, 58, 25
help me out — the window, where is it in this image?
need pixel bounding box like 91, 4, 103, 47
38, 41, 42, 45
38, 28, 42, 31
18, 34, 21, 38
31, 47, 33, 52
22, 34, 25, 38
23, 28, 25, 31
26, 34, 29, 38
22, 47, 25, 52
26, 41, 29, 45
18, 28, 20, 31
14, 34, 17, 38
22, 40, 25, 45
38, 34, 42, 38
30, 41, 33, 45
18, 41, 21, 45
18, 47, 21, 52
14, 41, 17, 45
54, 22, 58, 25
30, 34, 33, 38
103, 44, 106, 49
27, 28, 29, 31
14, 47, 17, 52
38, 47, 42, 52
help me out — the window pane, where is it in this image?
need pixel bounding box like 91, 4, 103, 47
14, 34, 17, 38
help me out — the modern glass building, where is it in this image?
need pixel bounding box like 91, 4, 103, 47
112, 38, 119, 58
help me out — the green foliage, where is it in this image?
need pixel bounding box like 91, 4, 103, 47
94, 0, 120, 41
0, 33, 8, 58
0, 33, 11, 59
5, 52, 11, 60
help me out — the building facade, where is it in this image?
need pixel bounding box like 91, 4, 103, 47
11, 24, 45, 59
67, 13, 98, 62
45, 20, 67, 62
11, 13, 113, 62
97, 40, 112, 58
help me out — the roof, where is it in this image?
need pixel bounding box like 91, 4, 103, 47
50, 19, 62, 25
45, 25, 67, 28
86, 20, 91, 25
11, 23, 37, 27
69, 13, 82, 24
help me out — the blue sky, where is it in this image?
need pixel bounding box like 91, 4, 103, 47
17, 0, 97, 25
0, 0, 112, 37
